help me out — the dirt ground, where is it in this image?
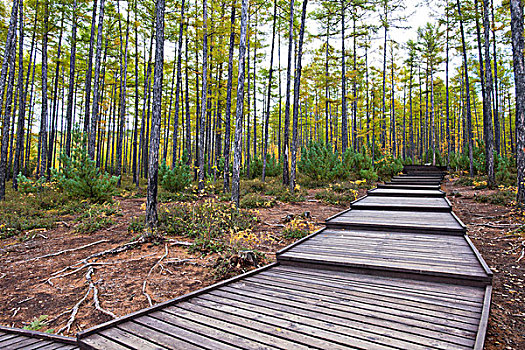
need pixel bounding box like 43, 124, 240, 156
0, 191, 346, 336
443, 177, 525, 350
0, 180, 523, 349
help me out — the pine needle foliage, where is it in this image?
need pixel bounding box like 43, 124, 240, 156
52, 131, 119, 203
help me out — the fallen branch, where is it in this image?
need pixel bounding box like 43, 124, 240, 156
143, 244, 169, 307
22, 239, 110, 263
0, 273, 6, 279
11, 307, 20, 318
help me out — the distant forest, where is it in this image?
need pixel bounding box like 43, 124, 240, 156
0, 0, 523, 226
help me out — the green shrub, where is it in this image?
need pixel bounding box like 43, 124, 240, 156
74, 203, 118, 233
240, 178, 267, 195
475, 190, 515, 206
157, 200, 257, 254
375, 155, 403, 180
245, 154, 282, 179
16, 174, 47, 194
298, 141, 341, 182
240, 193, 276, 208
159, 154, 192, 193
53, 132, 118, 203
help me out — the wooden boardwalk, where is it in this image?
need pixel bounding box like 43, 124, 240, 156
0, 325, 78, 350
3, 165, 493, 349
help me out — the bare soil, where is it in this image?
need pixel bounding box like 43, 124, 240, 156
444, 177, 525, 350
0, 191, 348, 336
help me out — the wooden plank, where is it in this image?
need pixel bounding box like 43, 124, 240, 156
100, 327, 169, 350
178, 300, 362, 350
213, 285, 477, 348
378, 183, 441, 190
250, 273, 484, 317
77, 333, 131, 350
134, 314, 236, 350
474, 285, 493, 350
196, 292, 433, 350
326, 209, 465, 234
367, 188, 446, 197
165, 305, 308, 350
31, 344, 72, 350
2, 337, 44, 349
273, 265, 485, 301
116, 321, 202, 350
149, 311, 275, 350
0, 335, 27, 348
351, 195, 451, 212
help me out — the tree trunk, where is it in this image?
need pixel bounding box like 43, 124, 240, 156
483, 0, 495, 187
457, 0, 474, 176
0, 0, 18, 200
117, 4, 130, 186
282, 0, 294, 185
510, 0, 525, 204
88, 0, 105, 159
231, 0, 248, 206
262, 0, 277, 182
145, 0, 166, 230
198, 0, 209, 191
84, 0, 98, 135
172, 0, 186, 167
290, 0, 308, 191
341, 0, 348, 154
12, 0, 25, 189
223, 1, 236, 192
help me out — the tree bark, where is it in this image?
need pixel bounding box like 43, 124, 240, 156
290, 0, 308, 191
510, 0, 525, 204
89, 0, 105, 159
282, 0, 294, 185
231, 0, 248, 206
262, 0, 277, 182
198, 0, 209, 191
146, 0, 166, 230
223, 1, 236, 192
457, 0, 474, 176
483, 0, 495, 187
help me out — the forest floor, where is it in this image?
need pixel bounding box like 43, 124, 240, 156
0, 177, 523, 350
0, 184, 350, 337
444, 177, 525, 350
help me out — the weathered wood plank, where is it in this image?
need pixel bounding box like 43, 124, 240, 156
368, 188, 446, 197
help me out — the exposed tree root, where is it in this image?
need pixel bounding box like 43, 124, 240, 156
57, 285, 91, 334
22, 239, 110, 263
86, 266, 117, 319
143, 244, 169, 307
